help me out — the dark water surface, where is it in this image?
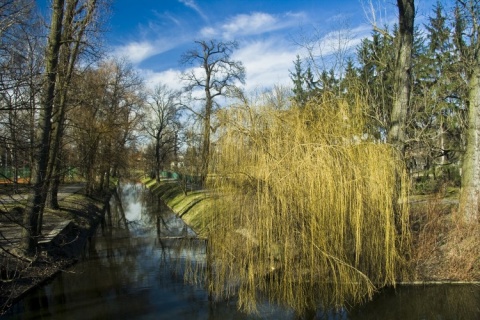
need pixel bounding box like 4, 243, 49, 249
3, 183, 479, 319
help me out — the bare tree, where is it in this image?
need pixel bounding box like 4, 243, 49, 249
47, 0, 104, 210
180, 39, 245, 186
0, 0, 33, 39
22, 0, 105, 254
144, 84, 181, 180
22, 0, 65, 255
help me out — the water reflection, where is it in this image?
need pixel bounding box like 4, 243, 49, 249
3, 183, 479, 319
349, 284, 480, 320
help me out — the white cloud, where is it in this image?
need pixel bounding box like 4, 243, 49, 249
140, 68, 184, 91
159, 11, 182, 27
200, 26, 216, 38
113, 41, 157, 64
112, 34, 188, 65
233, 22, 372, 91
234, 39, 298, 91
318, 23, 371, 56
200, 11, 306, 39
178, 0, 208, 22
222, 12, 277, 36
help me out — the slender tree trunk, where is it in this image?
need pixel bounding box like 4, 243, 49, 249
201, 54, 213, 187
8, 108, 18, 191
201, 96, 212, 187
28, 72, 36, 185
155, 133, 161, 180
387, 0, 414, 155
46, 67, 68, 209
460, 62, 480, 222
49, 171, 61, 208
48, 147, 64, 209
22, 0, 65, 255
47, 89, 67, 209
105, 169, 110, 192
85, 138, 98, 196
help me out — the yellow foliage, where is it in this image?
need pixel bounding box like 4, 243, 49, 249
201, 98, 410, 314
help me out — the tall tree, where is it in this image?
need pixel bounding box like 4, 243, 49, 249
22, 0, 103, 253
180, 39, 245, 186
47, 0, 101, 210
144, 84, 181, 180
387, 0, 415, 154
22, 0, 65, 254
456, 0, 480, 222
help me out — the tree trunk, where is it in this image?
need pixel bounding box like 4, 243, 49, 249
84, 140, 98, 196
201, 95, 212, 187
155, 133, 161, 180
460, 62, 480, 222
46, 76, 67, 210
48, 173, 61, 209
387, 0, 414, 155
22, 0, 65, 255
48, 147, 64, 209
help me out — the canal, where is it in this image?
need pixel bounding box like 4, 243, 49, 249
3, 183, 479, 319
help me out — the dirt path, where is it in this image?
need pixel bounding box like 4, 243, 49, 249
0, 183, 85, 205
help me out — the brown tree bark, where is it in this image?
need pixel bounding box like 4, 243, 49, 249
387, 0, 415, 155
22, 0, 65, 255
460, 48, 480, 222
457, 0, 480, 222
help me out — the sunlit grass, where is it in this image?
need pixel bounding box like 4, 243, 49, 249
144, 180, 217, 237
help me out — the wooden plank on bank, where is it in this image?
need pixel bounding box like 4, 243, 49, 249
38, 220, 72, 245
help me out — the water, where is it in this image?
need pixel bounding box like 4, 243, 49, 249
3, 183, 479, 319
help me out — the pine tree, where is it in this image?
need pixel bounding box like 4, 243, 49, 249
357, 29, 396, 141
289, 55, 308, 108
413, 2, 465, 180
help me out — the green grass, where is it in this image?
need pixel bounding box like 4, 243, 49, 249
142, 179, 215, 237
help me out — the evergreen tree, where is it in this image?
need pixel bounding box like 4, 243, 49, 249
289, 55, 308, 108
357, 29, 396, 141
317, 69, 339, 97
412, 2, 465, 180
304, 66, 318, 92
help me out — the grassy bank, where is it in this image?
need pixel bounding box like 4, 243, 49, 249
141, 177, 215, 237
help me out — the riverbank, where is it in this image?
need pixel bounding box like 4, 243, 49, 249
142, 177, 480, 284
0, 188, 109, 314
142, 178, 216, 238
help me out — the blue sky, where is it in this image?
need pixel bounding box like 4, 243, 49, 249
107, 0, 375, 90
46, 0, 453, 91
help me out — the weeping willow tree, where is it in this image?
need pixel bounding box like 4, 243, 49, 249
196, 96, 410, 314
